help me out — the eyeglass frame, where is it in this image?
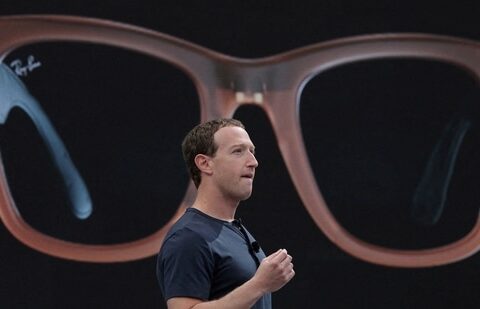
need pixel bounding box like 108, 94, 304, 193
0, 14, 480, 267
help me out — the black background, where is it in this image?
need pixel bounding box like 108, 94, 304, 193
1, 1, 480, 308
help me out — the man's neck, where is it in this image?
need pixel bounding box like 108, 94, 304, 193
192, 187, 239, 221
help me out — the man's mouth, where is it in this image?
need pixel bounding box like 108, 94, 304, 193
241, 173, 254, 179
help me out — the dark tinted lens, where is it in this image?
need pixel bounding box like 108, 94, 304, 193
0, 42, 199, 244
300, 59, 480, 249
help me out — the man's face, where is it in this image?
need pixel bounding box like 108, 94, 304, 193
209, 126, 258, 202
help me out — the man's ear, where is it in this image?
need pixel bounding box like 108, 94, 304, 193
194, 154, 213, 175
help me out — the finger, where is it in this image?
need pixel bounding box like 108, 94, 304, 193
288, 269, 295, 280
279, 254, 293, 268
270, 249, 288, 263
285, 262, 295, 275
265, 249, 283, 260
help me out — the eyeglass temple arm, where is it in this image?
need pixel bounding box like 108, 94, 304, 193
411, 109, 473, 226
0, 63, 92, 219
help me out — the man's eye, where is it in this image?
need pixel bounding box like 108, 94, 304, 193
233, 149, 242, 153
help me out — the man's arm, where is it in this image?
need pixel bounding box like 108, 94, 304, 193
167, 249, 294, 309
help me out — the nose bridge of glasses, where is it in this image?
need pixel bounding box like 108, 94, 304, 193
234, 91, 264, 105
216, 62, 272, 106
230, 74, 266, 105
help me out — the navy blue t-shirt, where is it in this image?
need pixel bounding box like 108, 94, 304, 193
157, 208, 271, 308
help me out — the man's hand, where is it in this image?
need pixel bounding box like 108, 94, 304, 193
167, 249, 294, 309
252, 249, 295, 293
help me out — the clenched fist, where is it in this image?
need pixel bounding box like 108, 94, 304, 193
252, 249, 295, 293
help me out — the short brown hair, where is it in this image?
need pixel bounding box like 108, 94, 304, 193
182, 118, 245, 188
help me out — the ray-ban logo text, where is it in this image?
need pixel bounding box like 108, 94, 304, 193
10, 55, 42, 77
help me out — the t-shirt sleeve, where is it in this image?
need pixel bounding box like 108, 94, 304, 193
157, 228, 214, 301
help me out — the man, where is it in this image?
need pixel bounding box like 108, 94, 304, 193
157, 118, 295, 309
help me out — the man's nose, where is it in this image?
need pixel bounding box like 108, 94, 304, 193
247, 152, 259, 168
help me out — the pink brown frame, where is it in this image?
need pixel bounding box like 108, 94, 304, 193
0, 15, 480, 267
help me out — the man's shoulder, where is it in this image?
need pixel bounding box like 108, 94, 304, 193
158, 228, 209, 263
163, 209, 224, 248
164, 224, 205, 245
